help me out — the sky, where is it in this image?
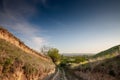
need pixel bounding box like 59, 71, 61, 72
0, 0, 120, 54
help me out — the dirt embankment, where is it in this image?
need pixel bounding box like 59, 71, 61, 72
0, 27, 50, 61
0, 27, 56, 80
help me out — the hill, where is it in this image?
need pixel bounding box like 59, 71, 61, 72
93, 45, 120, 58
0, 27, 55, 80
0, 27, 49, 61
65, 45, 120, 80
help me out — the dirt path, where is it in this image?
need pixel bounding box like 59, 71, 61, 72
44, 68, 60, 80
60, 68, 68, 80
45, 68, 69, 80
51, 68, 60, 80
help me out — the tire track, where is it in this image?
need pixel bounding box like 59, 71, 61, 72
60, 68, 68, 80
51, 68, 60, 80
45, 68, 68, 80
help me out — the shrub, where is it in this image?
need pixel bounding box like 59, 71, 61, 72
22, 63, 38, 75
2, 58, 13, 73
109, 70, 116, 77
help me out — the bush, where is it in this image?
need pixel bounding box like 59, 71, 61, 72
2, 58, 13, 73
74, 56, 87, 63
109, 70, 116, 76
47, 48, 61, 64
22, 63, 38, 75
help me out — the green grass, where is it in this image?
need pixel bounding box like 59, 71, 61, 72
93, 45, 120, 58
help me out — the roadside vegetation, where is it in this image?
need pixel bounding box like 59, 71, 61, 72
44, 45, 120, 80
41, 46, 89, 66
63, 45, 120, 80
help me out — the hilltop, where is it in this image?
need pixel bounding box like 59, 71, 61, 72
93, 45, 120, 58
0, 27, 55, 80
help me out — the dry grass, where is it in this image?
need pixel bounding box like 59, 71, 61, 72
0, 39, 55, 79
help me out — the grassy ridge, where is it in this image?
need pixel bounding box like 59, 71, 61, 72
93, 45, 120, 58
0, 39, 55, 79
64, 45, 120, 80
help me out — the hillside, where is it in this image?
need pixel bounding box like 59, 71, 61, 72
93, 45, 120, 58
64, 45, 120, 80
0, 27, 55, 80
0, 27, 49, 61
70, 55, 120, 80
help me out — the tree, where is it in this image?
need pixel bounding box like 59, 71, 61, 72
47, 48, 61, 64
40, 45, 50, 55
74, 56, 87, 63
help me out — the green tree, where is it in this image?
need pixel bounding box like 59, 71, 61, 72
47, 48, 61, 64
75, 56, 86, 63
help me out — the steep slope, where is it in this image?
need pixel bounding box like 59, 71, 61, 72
0, 27, 49, 61
0, 27, 55, 80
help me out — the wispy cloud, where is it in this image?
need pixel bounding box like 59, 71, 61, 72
0, 0, 47, 51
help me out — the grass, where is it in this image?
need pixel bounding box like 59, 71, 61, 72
93, 45, 120, 58
0, 39, 55, 77
61, 44, 120, 80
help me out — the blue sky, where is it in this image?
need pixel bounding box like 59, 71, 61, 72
0, 0, 120, 54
